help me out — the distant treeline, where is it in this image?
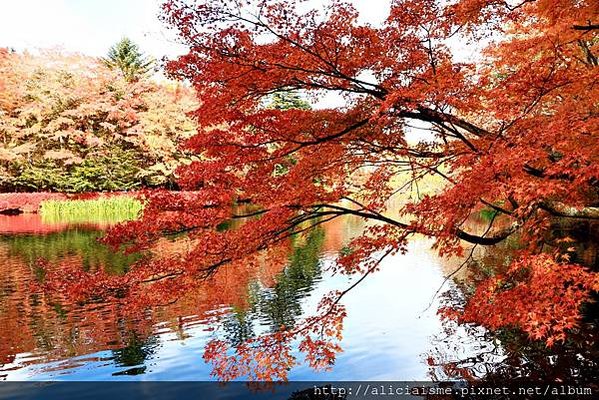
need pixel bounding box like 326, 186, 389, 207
0, 41, 198, 193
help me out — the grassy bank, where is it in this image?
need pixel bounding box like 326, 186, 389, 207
40, 196, 143, 224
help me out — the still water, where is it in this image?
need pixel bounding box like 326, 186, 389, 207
0, 213, 494, 381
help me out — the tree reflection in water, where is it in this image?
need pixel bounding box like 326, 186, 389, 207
220, 228, 325, 346
3, 228, 140, 275
428, 221, 599, 390
0, 221, 331, 379
111, 332, 159, 376
2, 214, 597, 384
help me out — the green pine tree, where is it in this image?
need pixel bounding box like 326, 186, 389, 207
267, 91, 311, 110
103, 38, 154, 82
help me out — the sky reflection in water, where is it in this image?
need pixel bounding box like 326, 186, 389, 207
0, 213, 495, 381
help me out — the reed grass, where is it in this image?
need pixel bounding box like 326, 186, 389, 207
40, 196, 143, 224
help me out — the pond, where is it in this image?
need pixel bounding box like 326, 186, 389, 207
0, 213, 502, 381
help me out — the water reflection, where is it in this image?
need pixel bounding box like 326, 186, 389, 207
111, 333, 159, 376
217, 228, 325, 347
428, 219, 599, 386
0, 212, 494, 381
3, 228, 140, 275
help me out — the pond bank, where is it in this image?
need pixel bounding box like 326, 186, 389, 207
0, 192, 148, 214
0, 193, 69, 214
0, 191, 210, 214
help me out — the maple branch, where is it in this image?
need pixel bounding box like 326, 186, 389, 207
313, 203, 411, 230
314, 202, 518, 245
296, 119, 370, 146
397, 108, 486, 154
262, 118, 371, 161
291, 248, 394, 337
141, 270, 184, 284
455, 222, 520, 245
401, 108, 490, 138
522, 162, 576, 182
226, 248, 395, 362
572, 24, 599, 31
578, 39, 598, 66
423, 211, 500, 313
480, 198, 513, 216
539, 201, 599, 220
208, 6, 388, 98
253, 22, 387, 96
503, 0, 535, 12
276, 213, 342, 242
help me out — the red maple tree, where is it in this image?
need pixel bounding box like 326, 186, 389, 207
42, 0, 599, 380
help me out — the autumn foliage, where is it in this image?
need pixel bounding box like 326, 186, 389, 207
29, 0, 599, 380
0, 49, 197, 192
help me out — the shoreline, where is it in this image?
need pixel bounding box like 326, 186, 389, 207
0, 192, 139, 214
